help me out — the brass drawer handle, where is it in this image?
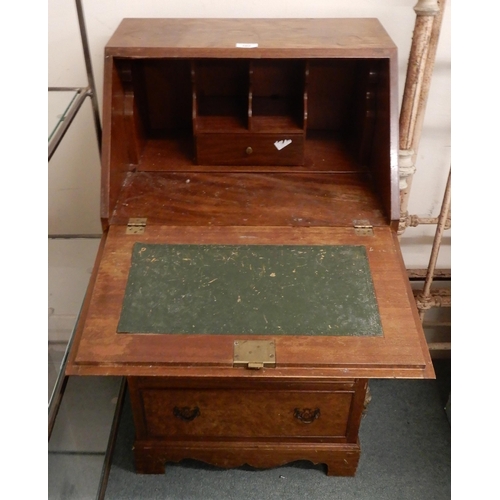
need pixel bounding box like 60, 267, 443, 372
294, 408, 320, 424
173, 406, 200, 422
245, 146, 253, 155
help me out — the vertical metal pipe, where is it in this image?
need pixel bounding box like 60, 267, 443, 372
409, 0, 448, 164
398, 0, 447, 235
75, 0, 102, 155
399, 12, 436, 150
418, 169, 451, 322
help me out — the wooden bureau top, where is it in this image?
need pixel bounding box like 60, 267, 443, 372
65, 18, 433, 381
105, 18, 397, 57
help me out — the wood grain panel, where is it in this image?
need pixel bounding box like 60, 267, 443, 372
133, 439, 361, 476
110, 172, 386, 226
105, 19, 396, 58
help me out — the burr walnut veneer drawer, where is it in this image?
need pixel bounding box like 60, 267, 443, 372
129, 378, 365, 442
142, 388, 351, 439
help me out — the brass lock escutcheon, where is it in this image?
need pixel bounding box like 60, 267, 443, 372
233, 340, 276, 369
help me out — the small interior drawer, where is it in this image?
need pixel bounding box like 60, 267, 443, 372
140, 386, 353, 439
195, 133, 304, 166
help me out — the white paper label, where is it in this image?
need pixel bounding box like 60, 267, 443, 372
236, 43, 258, 48
274, 139, 292, 151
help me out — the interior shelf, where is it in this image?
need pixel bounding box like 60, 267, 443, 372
136, 132, 366, 173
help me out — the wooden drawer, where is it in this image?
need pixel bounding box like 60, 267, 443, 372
139, 386, 353, 439
195, 133, 304, 166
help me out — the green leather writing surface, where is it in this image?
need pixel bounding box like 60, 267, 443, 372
117, 244, 382, 336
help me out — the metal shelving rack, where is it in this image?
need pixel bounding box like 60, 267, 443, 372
48, 0, 101, 162
48, 0, 102, 436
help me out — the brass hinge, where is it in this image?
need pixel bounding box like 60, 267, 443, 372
353, 219, 374, 236
126, 218, 147, 234
233, 340, 276, 370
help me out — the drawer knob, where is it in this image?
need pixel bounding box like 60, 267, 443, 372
173, 406, 200, 422
294, 408, 320, 424
245, 146, 253, 155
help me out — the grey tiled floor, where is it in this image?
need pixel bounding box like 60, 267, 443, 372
48, 374, 122, 500
49, 376, 122, 454
49, 238, 121, 500
49, 453, 106, 500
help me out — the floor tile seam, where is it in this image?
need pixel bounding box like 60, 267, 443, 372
49, 450, 107, 456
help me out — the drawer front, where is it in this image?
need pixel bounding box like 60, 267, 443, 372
141, 388, 353, 439
196, 133, 304, 166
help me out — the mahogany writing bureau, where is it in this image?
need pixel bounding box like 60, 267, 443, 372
66, 18, 434, 476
